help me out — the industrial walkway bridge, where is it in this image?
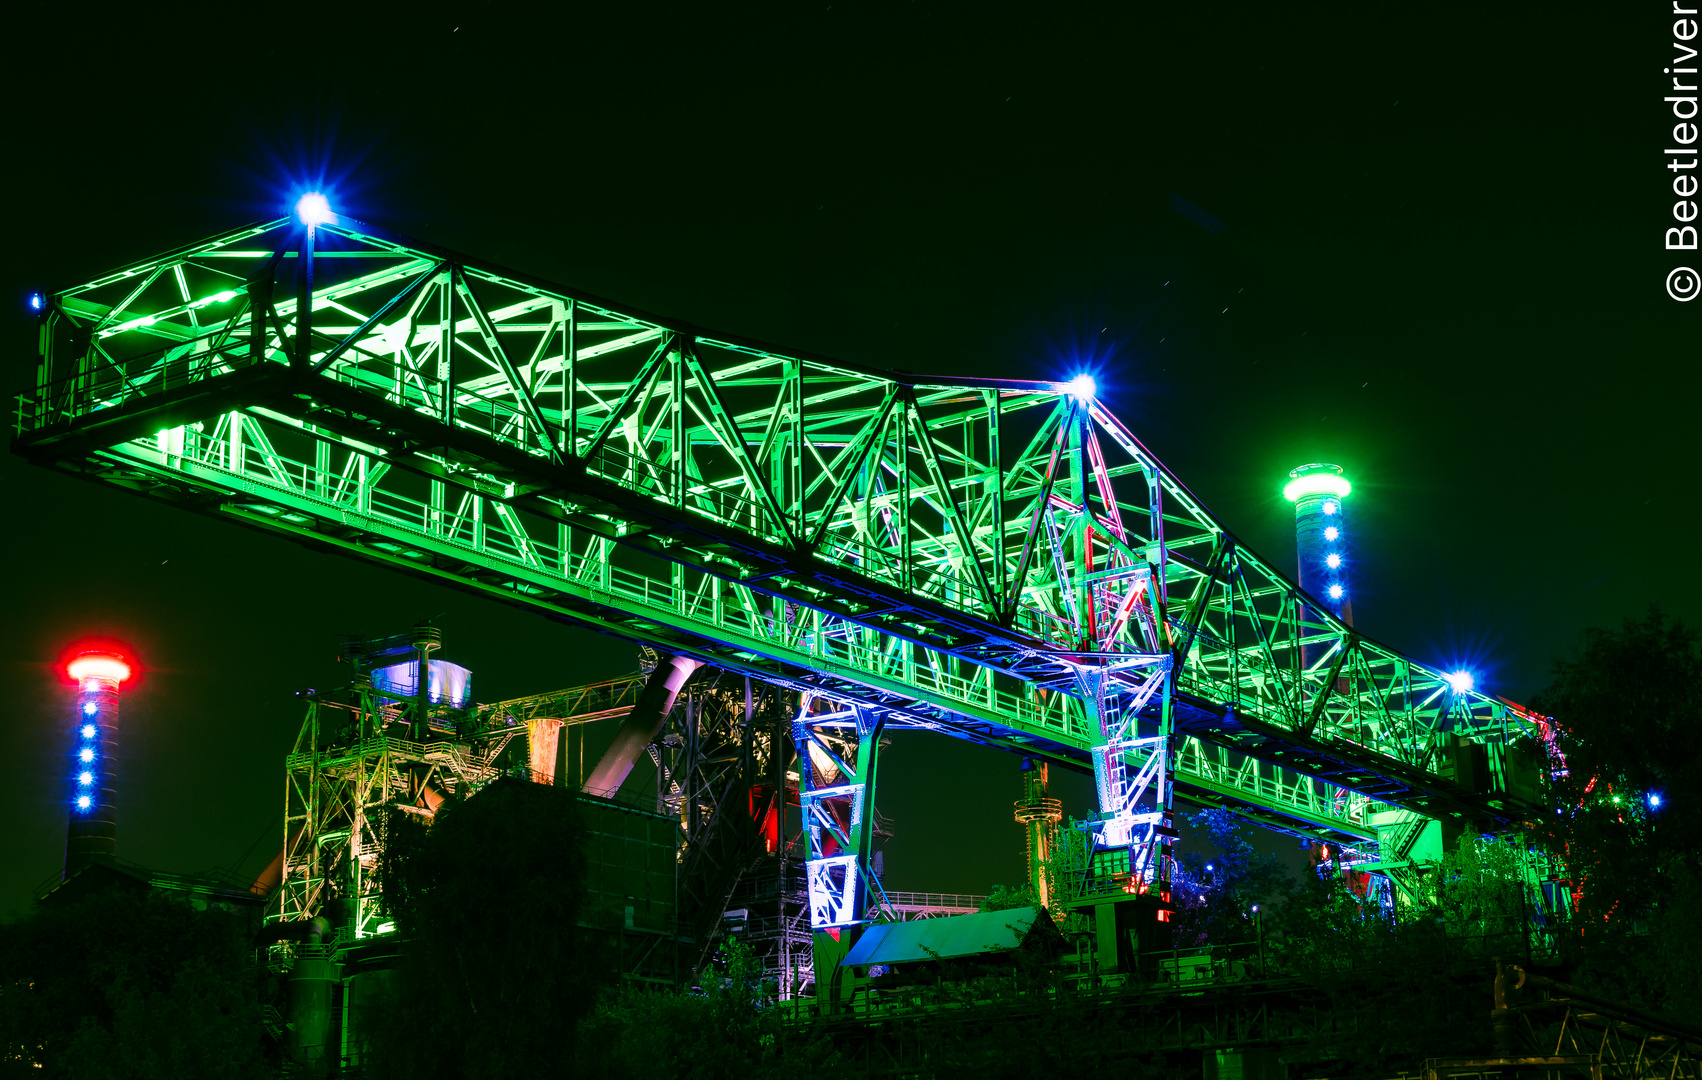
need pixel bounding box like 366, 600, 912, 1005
14, 209, 1551, 934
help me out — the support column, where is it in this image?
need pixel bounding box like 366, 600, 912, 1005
409, 625, 441, 742
796, 693, 883, 1010
1082, 662, 1172, 889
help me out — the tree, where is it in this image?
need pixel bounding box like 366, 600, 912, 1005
1529, 606, 1702, 1015
1170, 809, 1294, 948
575, 939, 838, 1080
978, 884, 1038, 912
0, 888, 266, 1079
1531, 606, 1702, 917
363, 777, 604, 1079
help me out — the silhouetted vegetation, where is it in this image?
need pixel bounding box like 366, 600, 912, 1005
0, 890, 266, 1078
365, 777, 604, 1079
1170, 808, 1294, 948
1529, 606, 1702, 1018
578, 939, 839, 1080
9, 610, 1701, 1078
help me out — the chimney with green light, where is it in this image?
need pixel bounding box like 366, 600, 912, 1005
1284, 463, 1352, 627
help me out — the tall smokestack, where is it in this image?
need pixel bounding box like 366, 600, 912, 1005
64, 649, 131, 876
1285, 464, 1352, 671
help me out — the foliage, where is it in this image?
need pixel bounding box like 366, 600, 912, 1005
1527, 607, 1702, 1015
1040, 824, 1094, 905
977, 884, 1037, 913
1623, 857, 1702, 1019
1531, 607, 1702, 914
1259, 874, 1494, 1078
362, 777, 604, 1080
1428, 828, 1531, 944
575, 939, 838, 1080
0, 888, 265, 1079
1169, 808, 1295, 948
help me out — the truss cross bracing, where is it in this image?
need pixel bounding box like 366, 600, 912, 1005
16, 214, 1551, 924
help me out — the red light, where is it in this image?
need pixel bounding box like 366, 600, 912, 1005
67, 652, 131, 685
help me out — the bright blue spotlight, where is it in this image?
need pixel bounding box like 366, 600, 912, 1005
296, 192, 337, 228
1323, 526, 1339, 541
1328, 584, 1344, 599
1649, 793, 1662, 808
1205, 864, 1214, 872
79, 748, 94, 763
82, 701, 98, 716
81, 724, 96, 739
1322, 500, 1339, 516
1446, 670, 1475, 694
28, 292, 44, 311
1325, 553, 1342, 569
1063, 374, 1096, 402
76, 795, 91, 810
78, 771, 92, 786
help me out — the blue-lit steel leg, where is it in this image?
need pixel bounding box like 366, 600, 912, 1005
797, 693, 884, 929
797, 693, 884, 1010
1082, 661, 1172, 887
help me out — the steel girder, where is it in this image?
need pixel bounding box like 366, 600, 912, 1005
17, 216, 1548, 869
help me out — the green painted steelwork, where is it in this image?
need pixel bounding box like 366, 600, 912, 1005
14, 214, 1550, 866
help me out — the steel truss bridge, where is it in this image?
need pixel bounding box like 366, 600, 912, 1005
15, 212, 1550, 944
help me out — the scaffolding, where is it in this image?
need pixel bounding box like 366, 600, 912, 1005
278, 631, 515, 939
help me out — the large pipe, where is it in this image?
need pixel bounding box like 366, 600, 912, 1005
252, 848, 286, 896
582, 655, 700, 798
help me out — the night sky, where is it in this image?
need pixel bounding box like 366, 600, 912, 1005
2, 3, 1694, 918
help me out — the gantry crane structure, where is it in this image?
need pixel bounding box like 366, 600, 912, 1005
14, 208, 1555, 985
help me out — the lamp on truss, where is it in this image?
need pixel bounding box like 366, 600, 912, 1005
1062, 374, 1096, 402
296, 193, 337, 229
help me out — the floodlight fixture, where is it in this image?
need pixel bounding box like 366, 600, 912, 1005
296, 192, 337, 228
1061, 374, 1096, 402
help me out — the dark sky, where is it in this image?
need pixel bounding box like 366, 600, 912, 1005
2, 3, 1694, 917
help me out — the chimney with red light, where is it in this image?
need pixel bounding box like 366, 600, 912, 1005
65, 649, 131, 876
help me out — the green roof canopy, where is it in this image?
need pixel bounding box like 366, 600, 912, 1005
841, 906, 1056, 967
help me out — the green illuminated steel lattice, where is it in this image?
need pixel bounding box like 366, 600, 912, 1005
16, 215, 1551, 899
